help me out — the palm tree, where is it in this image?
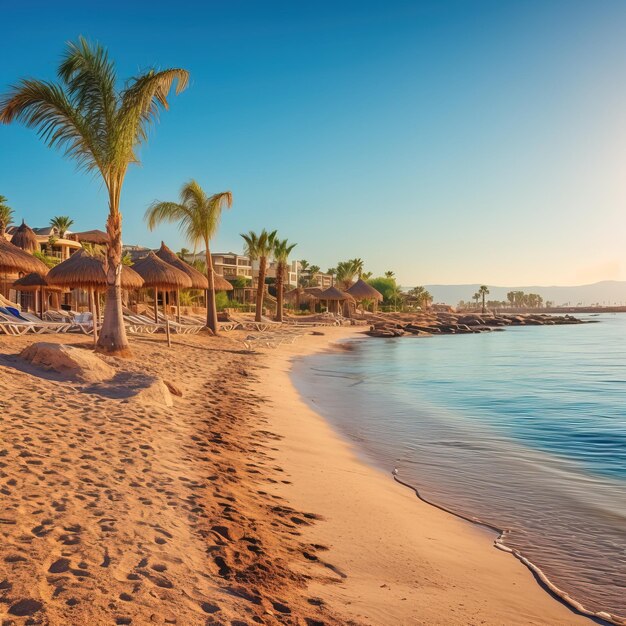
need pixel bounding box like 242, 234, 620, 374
336, 260, 360, 290
350, 258, 364, 278
0, 195, 13, 236
308, 265, 320, 286
327, 267, 336, 286
0, 37, 188, 355
385, 270, 395, 279
361, 271, 373, 280
145, 181, 232, 334
49, 215, 74, 238
273, 238, 297, 322
298, 259, 309, 287
473, 291, 481, 308
241, 229, 277, 322
478, 285, 490, 313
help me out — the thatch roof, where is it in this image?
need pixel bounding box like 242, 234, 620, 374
212, 272, 233, 291
69, 229, 109, 245
132, 251, 192, 289
155, 242, 208, 290
47, 249, 144, 290
0, 237, 49, 274
11, 220, 38, 252
284, 287, 317, 304
347, 278, 383, 302
12, 272, 61, 291
304, 287, 325, 299
319, 286, 354, 301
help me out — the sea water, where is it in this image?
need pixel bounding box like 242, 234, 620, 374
292, 314, 626, 620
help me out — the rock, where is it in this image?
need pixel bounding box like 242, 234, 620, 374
132, 377, 173, 408
20, 343, 115, 383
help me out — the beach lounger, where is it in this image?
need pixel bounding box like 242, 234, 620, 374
7, 308, 73, 333
0, 311, 33, 335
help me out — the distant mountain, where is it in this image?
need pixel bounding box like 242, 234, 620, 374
421, 281, 626, 307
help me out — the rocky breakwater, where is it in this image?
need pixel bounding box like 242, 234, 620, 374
366, 312, 588, 338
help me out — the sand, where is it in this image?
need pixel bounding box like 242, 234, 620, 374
0, 328, 597, 625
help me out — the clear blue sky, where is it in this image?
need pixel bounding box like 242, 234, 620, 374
1, 0, 626, 286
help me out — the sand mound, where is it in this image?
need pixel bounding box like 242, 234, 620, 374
19, 342, 115, 383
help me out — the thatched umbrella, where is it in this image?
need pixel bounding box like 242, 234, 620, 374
347, 278, 383, 312
13, 272, 61, 318
155, 242, 208, 322
69, 229, 109, 245
47, 249, 144, 345
212, 272, 233, 292
0, 237, 49, 274
319, 286, 354, 315
132, 252, 192, 346
11, 220, 39, 252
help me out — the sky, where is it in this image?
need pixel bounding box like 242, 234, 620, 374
1, 0, 626, 287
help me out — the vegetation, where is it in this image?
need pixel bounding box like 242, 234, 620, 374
241, 229, 277, 322
479, 285, 489, 313
0, 195, 13, 236
407, 286, 432, 309
0, 37, 188, 355
33, 250, 60, 268
49, 215, 74, 238
335, 259, 362, 290
368, 276, 401, 308
273, 238, 297, 322
145, 180, 233, 334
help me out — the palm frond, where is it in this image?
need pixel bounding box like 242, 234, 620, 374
58, 37, 117, 161
0, 79, 104, 173
116, 68, 189, 167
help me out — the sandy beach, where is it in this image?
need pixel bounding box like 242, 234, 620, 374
0, 329, 596, 625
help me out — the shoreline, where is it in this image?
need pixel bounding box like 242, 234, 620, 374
259, 326, 602, 625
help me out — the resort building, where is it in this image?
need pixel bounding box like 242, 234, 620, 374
264, 259, 299, 288
6, 225, 82, 261
210, 252, 253, 280
311, 271, 333, 289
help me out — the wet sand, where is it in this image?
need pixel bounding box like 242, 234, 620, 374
0, 328, 596, 625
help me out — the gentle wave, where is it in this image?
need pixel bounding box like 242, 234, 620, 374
292, 314, 626, 621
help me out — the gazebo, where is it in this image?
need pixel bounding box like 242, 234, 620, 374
10, 220, 39, 252
131, 252, 192, 345
284, 287, 318, 312
319, 285, 354, 315
13, 272, 61, 317
347, 278, 383, 312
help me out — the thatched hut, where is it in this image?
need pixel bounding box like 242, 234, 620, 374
69, 229, 109, 245
347, 278, 383, 312
10, 220, 39, 253
285, 287, 318, 312
13, 272, 61, 317
319, 286, 354, 315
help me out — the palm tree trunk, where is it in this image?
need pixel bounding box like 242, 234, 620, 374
275, 267, 284, 322
205, 246, 218, 334
97, 201, 130, 356
482, 294, 486, 314
255, 257, 267, 323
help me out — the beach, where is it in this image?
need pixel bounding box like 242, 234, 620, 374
0, 329, 595, 625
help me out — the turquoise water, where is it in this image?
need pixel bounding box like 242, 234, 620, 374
293, 314, 626, 621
